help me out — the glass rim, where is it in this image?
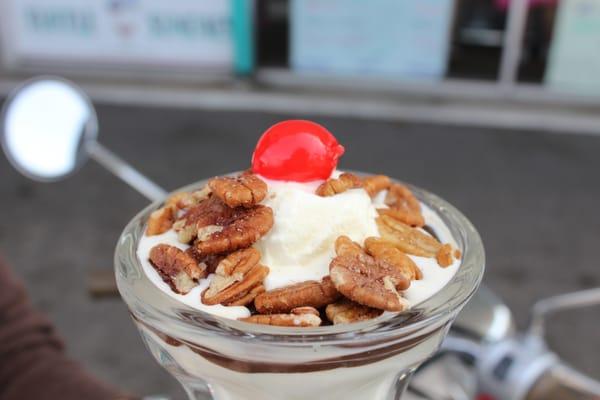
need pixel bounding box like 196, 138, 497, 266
115, 174, 485, 346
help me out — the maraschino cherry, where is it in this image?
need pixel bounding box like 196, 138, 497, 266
251, 120, 344, 182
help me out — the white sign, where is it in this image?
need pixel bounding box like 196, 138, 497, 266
1, 0, 234, 69
545, 0, 600, 93
290, 0, 454, 80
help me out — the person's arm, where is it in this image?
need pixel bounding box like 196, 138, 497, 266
0, 256, 127, 400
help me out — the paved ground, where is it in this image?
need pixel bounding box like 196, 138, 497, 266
0, 103, 599, 398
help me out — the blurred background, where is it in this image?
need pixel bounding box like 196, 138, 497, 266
0, 0, 599, 398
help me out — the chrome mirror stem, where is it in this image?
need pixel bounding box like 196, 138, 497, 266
87, 141, 166, 202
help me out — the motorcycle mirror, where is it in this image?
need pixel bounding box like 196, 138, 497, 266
1, 78, 97, 181
1, 77, 166, 201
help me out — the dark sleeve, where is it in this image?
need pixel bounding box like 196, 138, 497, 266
0, 256, 129, 400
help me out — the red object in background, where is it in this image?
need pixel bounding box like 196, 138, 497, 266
252, 120, 345, 182
476, 394, 496, 400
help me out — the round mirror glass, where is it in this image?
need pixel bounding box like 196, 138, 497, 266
0, 78, 97, 181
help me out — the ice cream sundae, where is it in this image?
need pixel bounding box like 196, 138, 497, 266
137, 120, 461, 327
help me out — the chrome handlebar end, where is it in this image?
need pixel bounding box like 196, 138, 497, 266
528, 287, 600, 338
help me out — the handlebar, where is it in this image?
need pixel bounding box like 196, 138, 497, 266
525, 288, 600, 400
528, 288, 600, 338
441, 287, 600, 400
526, 363, 600, 400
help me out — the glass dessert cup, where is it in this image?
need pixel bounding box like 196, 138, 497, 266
115, 177, 485, 400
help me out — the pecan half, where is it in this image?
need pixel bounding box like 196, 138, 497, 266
174, 196, 234, 243
201, 248, 269, 306
173, 193, 273, 252
385, 183, 421, 212
326, 299, 383, 325
382, 183, 424, 227
334, 235, 366, 257
209, 174, 267, 208
195, 205, 273, 255
290, 306, 320, 316
364, 237, 422, 280
254, 276, 340, 314
165, 193, 192, 210
378, 208, 425, 228
239, 306, 321, 327
146, 206, 175, 236
165, 186, 211, 211
149, 244, 206, 294
316, 173, 363, 196
436, 243, 460, 268
330, 254, 410, 311
226, 284, 266, 307
362, 175, 391, 197
329, 251, 410, 312
172, 220, 196, 244
376, 215, 442, 258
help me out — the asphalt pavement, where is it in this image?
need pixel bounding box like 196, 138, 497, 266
0, 103, 599, 398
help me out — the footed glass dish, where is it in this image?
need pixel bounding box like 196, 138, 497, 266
115, 177, 485, 400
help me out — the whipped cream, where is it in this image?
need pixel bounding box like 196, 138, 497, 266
137, 173, 461, 319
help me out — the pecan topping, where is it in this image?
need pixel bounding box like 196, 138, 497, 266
146, 206, 175, 236
197, 225, 223, 241
436, 243, 460, 268
172, 220, 195, 244
362, 175, 391, 197
240, 306, 321, 327
254, 277, 340, 314
149, 244, 206, 294
335, 236, 366, 258
173, 194, 273, 252
382, 183, 424, 227
364, 237, 422, 281
184, 248, 223, 275
376, 215, 442, 258
174, 196, 234, 243
385, 183, 421, 212
201, 248, 269, 306
226, 284, 266, 307
209, 174, 267, 208
290, 306, 320, 316
326, 299, 383, 325
316, 173, 363, 196
378, 208, 425, 229
196, 205, 273, 255
165, 193, 191, 210
330, 236, 410, 311
165, 186, 211, 211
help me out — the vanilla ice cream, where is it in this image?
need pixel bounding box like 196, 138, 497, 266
255, 177, 380, 290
